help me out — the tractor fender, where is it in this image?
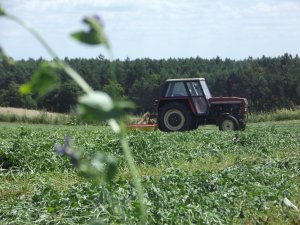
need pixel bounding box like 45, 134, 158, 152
217, 113, 231, 124
158, 98, 196, 116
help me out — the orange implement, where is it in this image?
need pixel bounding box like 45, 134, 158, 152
127, 123, 158, 131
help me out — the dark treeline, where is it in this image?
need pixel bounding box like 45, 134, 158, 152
0, 53, 300, 114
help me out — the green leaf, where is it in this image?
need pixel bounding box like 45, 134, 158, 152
82, 91, 114, 111
47, 207, 59, 213
91, 153, 118, 181
108, 119, 120, 133
78, 152, 118, 183
91, 153, 106, 173
20, 62, 61, 97
105, 156, 118, 182
89, 219, 105, 225
0, 6, 6, 16
71, 15, 109, 48
78, 91, 134, 121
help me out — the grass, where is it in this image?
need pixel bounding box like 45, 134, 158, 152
0, 107, 70, 125
0, 107, 109, 126
0, 171, 82, 200
248, 108, 300, 123
123, 136, 300, 178
0, 120, 299, 224
3, 142, 298, 194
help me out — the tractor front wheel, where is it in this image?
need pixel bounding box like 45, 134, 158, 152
239, 121, 246, 130
219, 115, 240, 131
158, 102, 192, 132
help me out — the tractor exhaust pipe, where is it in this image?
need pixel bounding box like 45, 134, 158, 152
227, 78, 232, 97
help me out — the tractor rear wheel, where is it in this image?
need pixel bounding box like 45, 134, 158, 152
158, 102, 192, 132
219, 115, 240, 131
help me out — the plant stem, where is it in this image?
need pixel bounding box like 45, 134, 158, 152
119, 122, 147, 224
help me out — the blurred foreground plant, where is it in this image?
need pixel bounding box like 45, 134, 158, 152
0, 6, 146, 224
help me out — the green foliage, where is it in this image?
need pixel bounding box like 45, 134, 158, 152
0, 46, 14, 64
103, 80, 127, 101
20, 62, 61, 97
0, 6, 5, 16
0, 121, 299, 224
78, 91, 134, 122
71, 16, 109, 48
79, 152, 118, 183
1, 9, 147, 222
55, 137, 118, 183
1, 55, 300, 113
130, 73, 164, 112
0, 82, 36, 108
248, 108, 300, 123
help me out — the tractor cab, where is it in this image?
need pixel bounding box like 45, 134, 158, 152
162, 78, 210, 115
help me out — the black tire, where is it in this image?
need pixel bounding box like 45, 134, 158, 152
219, 115, 240, 131
189, 119, 198, 130
158, 102, 192, 132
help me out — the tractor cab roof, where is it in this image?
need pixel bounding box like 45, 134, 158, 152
166, 78, 205, 82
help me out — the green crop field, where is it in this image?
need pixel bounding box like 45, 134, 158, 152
0, 121, 300, 224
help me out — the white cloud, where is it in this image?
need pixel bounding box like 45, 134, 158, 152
1, 0, 300, 59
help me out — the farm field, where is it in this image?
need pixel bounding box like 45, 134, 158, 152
0, 120, 300, 224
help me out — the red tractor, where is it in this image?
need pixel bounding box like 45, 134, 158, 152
155, 78, 248, 132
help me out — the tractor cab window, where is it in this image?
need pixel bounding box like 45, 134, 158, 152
200, 80, 212, 98
187, 81, 208, 115
165, 82, 188, 97
187, 82, 204, 96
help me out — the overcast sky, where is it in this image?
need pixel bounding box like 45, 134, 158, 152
1, 0, 300, 60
